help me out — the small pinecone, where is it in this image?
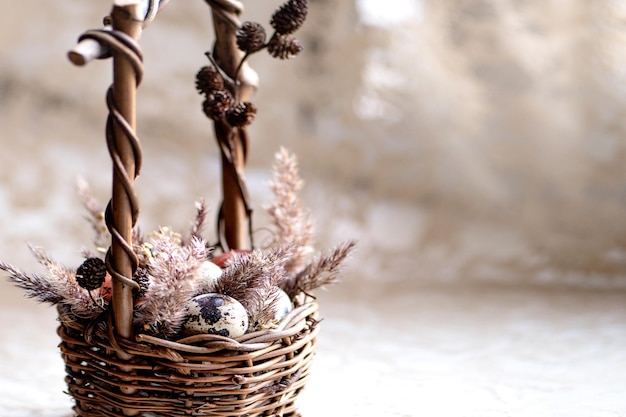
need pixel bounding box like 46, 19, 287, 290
267, 34, 303, 59
196, 65, 224, 96
76, 258, 107, 291
236, 22, 267, 54
133, 268, 150, 299
226, 102, 258, 127
271, 0, 308, 35
202, 90, 234, 120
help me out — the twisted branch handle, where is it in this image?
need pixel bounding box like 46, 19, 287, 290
206, 0, 259, 251
69, 2, 151, 357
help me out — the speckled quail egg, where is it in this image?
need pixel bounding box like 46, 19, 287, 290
193, 260, 223, 292
183, 293, 248, 337
272, 288, 293, 323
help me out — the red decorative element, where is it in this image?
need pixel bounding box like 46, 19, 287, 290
211, 250, 252, 268
100, 273, 113, 302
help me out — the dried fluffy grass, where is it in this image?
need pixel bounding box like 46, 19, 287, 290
1, 150, 355, 338
76, 177, 109, 253
266, 147, 315, 272
133, 229, 209, 338
0, 244, 106, 318
216, 244, 291, 306
280, 240, 356, 298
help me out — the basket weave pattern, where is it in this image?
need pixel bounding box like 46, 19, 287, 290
58, 301, 318, 416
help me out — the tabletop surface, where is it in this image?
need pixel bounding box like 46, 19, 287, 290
1, 279, 625, 417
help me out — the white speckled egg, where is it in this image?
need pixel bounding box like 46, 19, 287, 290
183, 293, 248, 337
272, 288, 293, 323
194, 261, 223, 292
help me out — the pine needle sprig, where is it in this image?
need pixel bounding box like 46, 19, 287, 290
280, 240, 356, 298
266, 148, 315, 272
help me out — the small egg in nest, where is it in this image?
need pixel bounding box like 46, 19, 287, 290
183, 293, 248, 337
273, 287, 293, 323
193, 260, 223, 292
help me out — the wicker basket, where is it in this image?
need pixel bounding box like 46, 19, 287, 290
58, 300, 318, 416
14, 1, 332, 415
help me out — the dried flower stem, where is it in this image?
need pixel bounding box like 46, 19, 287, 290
247, 285, 283, 331
0, 261, 64, 304
190, 199, 209, 242
266, 148, 315, 272
0, 245, 107, 318
281, 240, 356, 298
133, 233, 208, 337
216, 244, 292, 306
76, 177, 109, 252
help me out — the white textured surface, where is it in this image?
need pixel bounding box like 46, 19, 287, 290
1, 1, 626, 416
1, 281, 626, 416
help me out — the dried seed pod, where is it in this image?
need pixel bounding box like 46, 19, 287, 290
267, 34, 303, 60
236, 21, 267, 54
271, 0, 308, 35
226, 102, 258, 127
195, 65, 224, 96
202, 90, 235, 120
133, 267, 150, 299
76, 257, 107, 291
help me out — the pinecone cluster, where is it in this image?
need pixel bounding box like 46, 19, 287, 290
195, 65, 257, 127
226, 102, 258, 127
233, 0, 308, 61
197, 0, 308, 127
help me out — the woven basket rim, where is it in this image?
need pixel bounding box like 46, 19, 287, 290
58, 299, 318, 358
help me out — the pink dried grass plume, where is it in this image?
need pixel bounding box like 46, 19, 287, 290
280, 240, 356, 299
266, 148, 315, 272
76, 177, 109, 252
0, 244, 106, 318
189, 199, 209, 242
247, 285, 285, 331
215, 244, 291, 302
133, 231, 209, 338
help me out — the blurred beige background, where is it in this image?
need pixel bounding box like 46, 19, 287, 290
1, 1, 626, 416
1, 0, 626, 286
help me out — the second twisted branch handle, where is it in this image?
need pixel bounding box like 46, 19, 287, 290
206, 0, 259, 251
